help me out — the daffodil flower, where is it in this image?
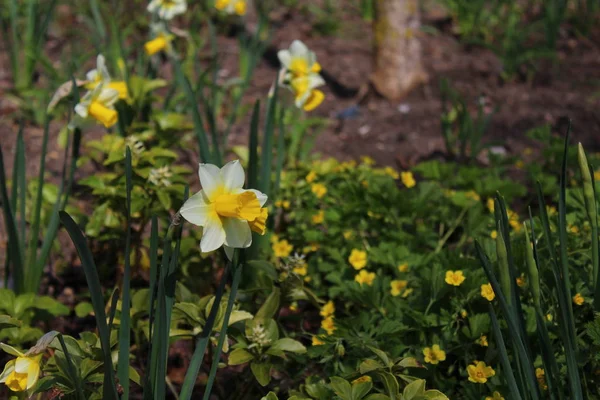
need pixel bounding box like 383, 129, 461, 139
72, 84, 119, 129
84, 54, 128, 100
145, 23, 175, 56
215, 0, 247, 16
290, 75, 325, 111
180, 160, 268, 256
147, 0, 187, 20
278, 40, 322, 81
0, 344, 42, 392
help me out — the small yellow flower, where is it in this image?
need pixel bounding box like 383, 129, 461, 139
402, 288, 414, 298
390, 280, 408, 297
361, 156, 375, 166
384, 166, 399, 179
524, 147, 533, 155
304, 276, 312, 283
401, 171, 416, 188
355, 270, 376, 286
573, 293, 585, 306
516, 274, 526, 287
546, 313, 553, 322
343, 230, 353, 240
289, 303, 298, 311
507, 210, 521, 232
311, 183, 327, 199
272, 239, 293, 258
480, 283, 495, 301
465, 190, 480, 201
144, 31, 175, 56
270, 234, 280, 244
306, 171, 317, 183
320, 301, 335, 318
361, 180, 369, 188
467, 361, 495, 384
487, 198, 495, 213
515, 160, 525, 169
352, 376, 372, 385
536, 368, 548, 390
445, 270, 465, 286
490, 230, 498, 239
460, 309, 468, 318
302, 243, 319, 254
0, 345, 43, 392
312, 336, 325, 346
422, 345, 446, 365
321, 316, 336, 335
398, 263, 409, 272
477, 335, 489, 347
547, 205, 557, 216
215, 0, 247, 15
348, 249, 368, 270
485, 391, 505, 400
569, 225, 580, 234
293, 264, 307, 276
274, 200, 291, 209
312, 210, 325, 224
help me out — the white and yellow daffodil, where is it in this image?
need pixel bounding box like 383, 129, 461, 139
84, 54, 128, 100
290, 74, 325, 111
72, 84, 119, 129
147, 0, 187, 20
0, 344, 42, 392
145, 23, 175, 56
180, 160, 268, 255
215, 0, 247, 16
278, 40, 322, 82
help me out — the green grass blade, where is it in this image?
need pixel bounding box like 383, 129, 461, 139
117, 148, 133, 398
143, 215, 159, 400
475, 241, 540, 400
8, 0, 19, 86
179, 263, 230, 400
489, 304, 524, 400
273, 106, 286, 196
58, 334, 86, 400
59, 211, 118, 400
23, 0, 36, 87
108, 288, 120, 333
247, 100, 260, 189
25, 114, 51, 291
89, 0, 107, 42
0, 144, 24, 293
15, 130, 26, 269
258, 79, 279, 195
172, 57, 213, 164
202, 255, 243, 400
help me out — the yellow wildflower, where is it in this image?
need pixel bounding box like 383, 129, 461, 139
569, 225, 579, 234
547, 205, 557, 216
467, 361, 495, 384
477, 335, 489, 347
402, 288, 414, 298
485, 392, 505, 400
487, 198, 495, 213
398, 263, 409, 272
401, 171, 416, 188
355, 270, 376, 286
311, 183, 327, 199
384, 166, 399, 179
515, 160, 525, 169
390, 280, 408, 297
289, 303, 298, 311
573, 293, 585, 306
312, 336, 325, 346
516, 274, 526, 287
546, 313, 553, 322
361, 156, 375, 165
348, 249, 367, 270
293, 264, 307, 276
306, 171, 317, 183
445, 270, 465, 286
460, 309, 468, 318
465, 190, 480, 201
536, 368, 548, 390
352, 376, 372, 385
490, 230, 498, 239
481, 283, 495, 301
275, 200, 290, 209
361, 180, 369, 188
343, 230, 353, 240
215, 0, 247, 15
422, 345, 446, 365
321, 316, 336, 335
320, 301, 335, 318
507, 210, 521, 232
312, 210, 325, 224
272, 239, 293, 258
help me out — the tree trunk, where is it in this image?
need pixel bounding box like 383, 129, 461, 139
371, 0, 427, 100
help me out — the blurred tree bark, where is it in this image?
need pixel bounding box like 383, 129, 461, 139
371, 0, 427, 100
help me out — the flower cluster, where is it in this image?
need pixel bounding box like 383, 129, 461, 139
278, 40, 325, 111
319, 300, 336, 337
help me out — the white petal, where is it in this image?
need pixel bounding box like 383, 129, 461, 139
308, 74, 325, 89
198, 163, 223, 201
222, 218, 252, 248
289, 40, 309, 58
180, 190, 212, 226
220, 160, 245, 192
15, 358, 30, 374
147, 0, 159, 12
245, 189, 268, 206
26, 361, 39, 389
86, 69, 98, 82
74, 103, 89, 118
200, 219, 226, 253
97, 88, 119, 106
277, 50, 292, 68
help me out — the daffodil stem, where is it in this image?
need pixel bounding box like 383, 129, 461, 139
433, 207, 468, 254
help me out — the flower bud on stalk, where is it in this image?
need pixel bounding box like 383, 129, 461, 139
524, 224, 541, 309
